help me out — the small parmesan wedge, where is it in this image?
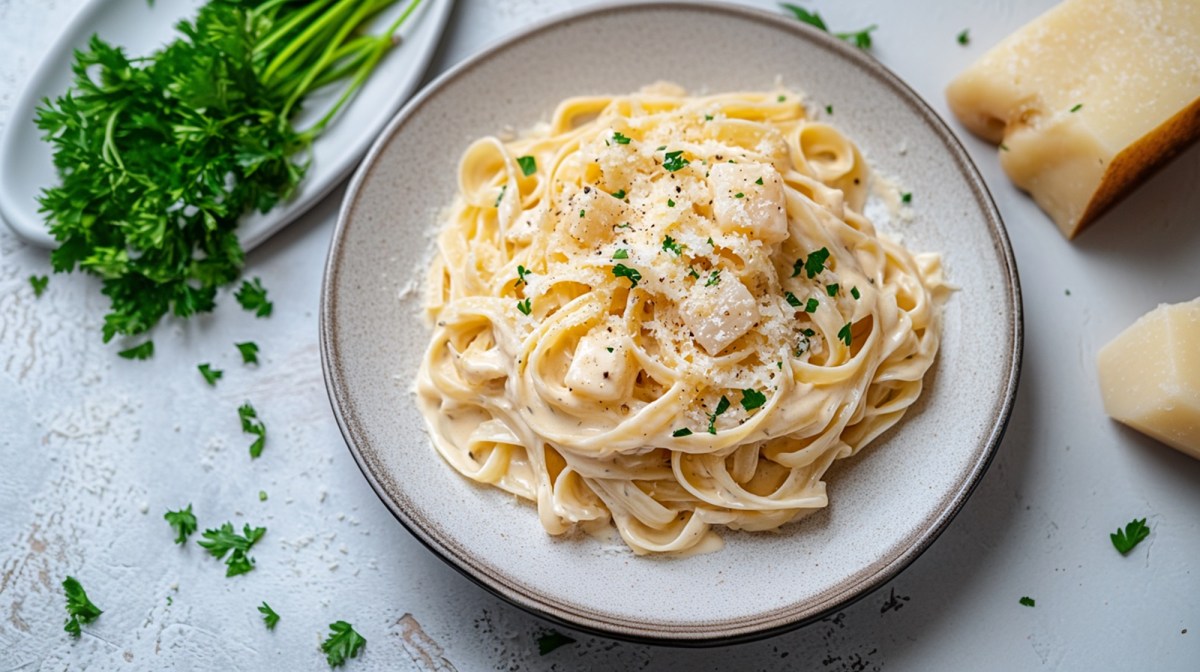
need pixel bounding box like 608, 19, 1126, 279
1097, 298, 1200, 460
945, 0, 1200, 239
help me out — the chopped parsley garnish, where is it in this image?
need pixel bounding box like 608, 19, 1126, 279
515, 265, 531, 287
494, 184, 506, 207
826, 283, 839, 296
707, 395, 731, 434
704, 114, 714, 121
1070, 103, 1083, 113
259, 602, 280, 630
612, 131, 631, 145
672, 428, 693, 437
734, 192, 745, 199
705, 270, 721, 287
164, 504, 197, 544
322, 620, 366, 667
234, 277, 273, 318
517, 298, 532, 315
805, 297, 819, 313
795, 247, 830, 278
901, 192, 913, 204
1111, 518, 1150, 555
662, 150, 690, 172
667, 198, 675, 207
1019, 596, 1035, 608
612, 248, 629, 260
62, 576, 102, 638
612, 264, 642, 288
579, 209, 586, 218
687, 266, 700, 279
517, 155, 537, 176
707, 236, 715, 247
198, 363, 223, 386
777, 94, 786, 102
537, 629, 576, 656
236, 341, 260, 365
803, 328, 816, 337
616, 222, 632, 229
611, 189, 626, 199
258, 490, 268, 501
238, 402, 267, 458
825, 104, 833, 115
663, 236, 684, 255
851, 286, 861, 300
957, 29, 970, 45
837, 322, 853, 346
781, 4, 877, 49
741, 388, 767, 411
656, 145, 667, 151
755, 177, 764, 185
785, 291, 803, 308
29, 275, 49, 297
118, 341, 154, 360
198, 522, 266, 577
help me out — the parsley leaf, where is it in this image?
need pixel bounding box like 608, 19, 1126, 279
781, 3, 877, 49
827, 283, 839, 296
1070, 103, 1083, 113
662, 150, 690, 172
795, 247, 830, 278
259, 602, 280, 630
198, 363, 223, 386
612, 131, 631, 145
322, 620, 367, 667
672, 428, 693, 437
1019, 596, 1035, 608
785, 291, 803, 308
1110, 518, 1150, 555
705, 270, 721, 287
734, 192, 745, 199
118, 340, 154, 360
901, 192, 913, 204
236, 341, 259, 365
612, 264, 642, 288
238, 402, 267, 458
825, 104, 833, 115
838, 322, 853, 346
851, 286, 861, 300
517, 298, 532, 315
612, 248, 629, 260
663, 236, 684, 255
164, 504, 198, 544
29, 275, 49, 298
62, 576, 102, 637
957, 29, 970, 45
741, 388, 767, 411
755, 177, 764, 185
517, 155, 537, 176
234, 277, 273, 318
537, 629, 576, 655
708, 395, 732, 434
514, 265, 531, 287
611, 189, 626, 199
667, 198, 675, 207
198, 522, 266, 577
805, 297, 819, 313
494, 184, 506, 207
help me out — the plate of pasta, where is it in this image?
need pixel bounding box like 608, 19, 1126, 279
320, 1, 1021, 644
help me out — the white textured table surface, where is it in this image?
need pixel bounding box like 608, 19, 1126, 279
2, 0, 1198, 670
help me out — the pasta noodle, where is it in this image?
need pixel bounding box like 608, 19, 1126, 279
416, 84, 948, 555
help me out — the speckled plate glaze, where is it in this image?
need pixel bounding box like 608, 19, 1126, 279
321, 1, 1022, 645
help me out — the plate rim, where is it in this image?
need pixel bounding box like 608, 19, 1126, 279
320, 0, 1023, 646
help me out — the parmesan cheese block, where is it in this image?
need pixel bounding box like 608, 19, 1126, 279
945, 0, 1200, 239
1097, 298, 1200, 459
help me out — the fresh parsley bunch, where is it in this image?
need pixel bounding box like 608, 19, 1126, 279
37, 0, 418, 349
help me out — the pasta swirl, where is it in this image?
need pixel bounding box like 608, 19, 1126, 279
417, 85, 947, 555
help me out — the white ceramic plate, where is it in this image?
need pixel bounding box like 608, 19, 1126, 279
322, 1, 1021, 644
0, 0, 455, 250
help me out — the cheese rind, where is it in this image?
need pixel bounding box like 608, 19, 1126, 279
946, 0, 1200, 239
1097, 298, 1200, 460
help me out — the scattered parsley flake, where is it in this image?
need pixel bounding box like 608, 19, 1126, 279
704, 114, 713, 121
517, 155, 537, 176
741, 388, 767, 411
799, 247, 830, 278
198, 363, 223, 386
901, 192, 913, 204
517, 298, 532, 315
118, 340, 154, 360
164, 504, 197, 544
494, 185, 506, 207
1111, 518, 1150, 555
606, 347, 614, 353
611, 189, 626, 199
612, 264, 641, 288
672, 428, 693, 437
802, 328, 816, 337
734, 192, 745, 199
515, 265, 531, 287
612, 248, 629, 260
579, 209, 586, 218
662, 236, 683, 255
755, 177, 764, 185
827, 283, 839, 296
612, 131, 631, 145
322, 620, 366, 667
838, 322, 853, 346
707, 236, 715, 247
687, 266, 700, 279
62, 576, 102, 638
537, 630, 576, 656
259, 602, 280, 630
616, 222, 632, 229
777, 94, 786, 102
785, 291, 803, 308
851, 286, 861, 300
238, 402, 266, 458
198, 522, 266, 577
236, 341, 259, 365
234, 277, 273, 317
825, 104, 833, 115
708, 395, 732, 434
29, 275, 49, 297
667, 198, 675, 207
1019, 596, 1035, 608
258, 490, 268, 502
662, 150, 689, 172
805, 297, 819, 313
656, 145, 667, 151
1070, 103, 1083, 113
705, 270, 721, 287
957, 29, 970, 45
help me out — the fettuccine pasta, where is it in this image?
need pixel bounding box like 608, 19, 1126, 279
416, 84, 947, 555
